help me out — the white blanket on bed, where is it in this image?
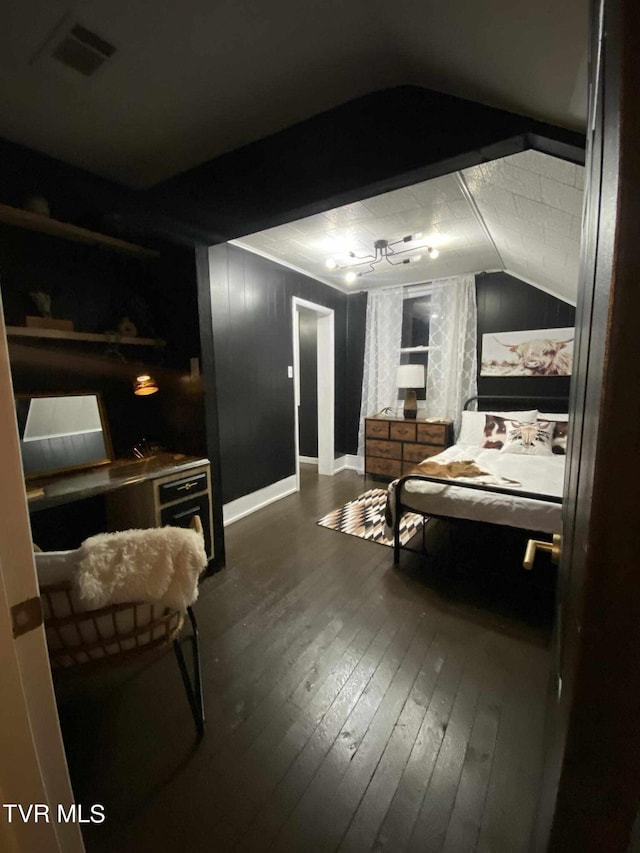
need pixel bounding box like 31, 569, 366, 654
404, 445, 564, 498
386, 444, 564, 535
76, 526, 207, 612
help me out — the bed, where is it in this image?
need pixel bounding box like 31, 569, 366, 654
388, 396, 568, 565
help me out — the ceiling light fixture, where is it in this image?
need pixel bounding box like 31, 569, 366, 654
326, 234, 440, 283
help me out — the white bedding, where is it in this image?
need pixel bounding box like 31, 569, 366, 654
390, 443, 564, 533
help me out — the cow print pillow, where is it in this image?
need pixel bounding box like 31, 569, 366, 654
481, 415, 512, 450
499, 420, 555, 456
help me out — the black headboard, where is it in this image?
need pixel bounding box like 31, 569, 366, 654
463, 395, 569, 413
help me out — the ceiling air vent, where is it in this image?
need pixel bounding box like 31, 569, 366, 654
51, 24, 115, 76
31, 16, 117, 79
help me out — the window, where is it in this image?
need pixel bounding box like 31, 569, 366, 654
401, 294, 431, 350
399, 295, 432, 402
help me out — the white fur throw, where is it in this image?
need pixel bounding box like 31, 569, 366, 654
75, 526, 207, 612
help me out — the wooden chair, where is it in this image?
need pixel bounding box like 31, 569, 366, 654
36, 520, 205, 738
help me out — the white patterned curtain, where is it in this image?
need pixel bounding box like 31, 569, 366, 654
356, 288, 404, 472
425, 274, 478, 432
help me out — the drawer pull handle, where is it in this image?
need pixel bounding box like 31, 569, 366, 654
177, 483, 195, 491
173, 506, 200, 520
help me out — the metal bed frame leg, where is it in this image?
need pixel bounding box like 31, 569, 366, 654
393, 491, 401, 565
173, 605, 205, 738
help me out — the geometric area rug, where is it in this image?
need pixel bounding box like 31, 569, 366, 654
317, 488, 424, 548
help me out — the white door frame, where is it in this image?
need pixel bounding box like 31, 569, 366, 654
0, 297, 84, 853
292, 297, 335, 487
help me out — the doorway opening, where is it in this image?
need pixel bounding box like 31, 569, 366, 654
292, 297, 335, 490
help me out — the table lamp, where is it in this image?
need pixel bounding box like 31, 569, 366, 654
397, 364, 425, 419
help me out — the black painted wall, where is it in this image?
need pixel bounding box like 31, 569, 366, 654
298, 309, 318, 458
208, 244, 352, 504
476, 271, 576, 408
149, 87, 585, 246
0, 84, 585, 555
183, 86, 582, 525
0, 139, 206, 461
0, 229, 204, 461
346, 292, 368, 454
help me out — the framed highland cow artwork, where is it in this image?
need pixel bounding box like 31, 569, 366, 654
480, 327, 574, 377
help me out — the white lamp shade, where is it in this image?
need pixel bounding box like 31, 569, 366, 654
396, 364, 425, 389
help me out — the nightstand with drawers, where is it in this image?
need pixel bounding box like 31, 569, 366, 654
364, 416, 454, 479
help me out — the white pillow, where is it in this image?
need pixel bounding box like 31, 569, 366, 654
457, 409, 538, 446
538, 412, 569, 422
500, 420, 554, 456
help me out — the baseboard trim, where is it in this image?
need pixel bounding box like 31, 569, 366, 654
223, 475, 297, 526
299, 455, 318, 465
333, 454, 360, 473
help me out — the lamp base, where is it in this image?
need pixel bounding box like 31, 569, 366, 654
403, 389, 418, 420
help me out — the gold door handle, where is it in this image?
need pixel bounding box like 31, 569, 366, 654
523, 533, 562, 570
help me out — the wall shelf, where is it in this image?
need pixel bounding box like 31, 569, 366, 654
6, 326, 164, 347
0, 202, 159, 259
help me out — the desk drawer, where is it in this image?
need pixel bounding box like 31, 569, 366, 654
160, 493, 211, 559
159, 471, 208, 505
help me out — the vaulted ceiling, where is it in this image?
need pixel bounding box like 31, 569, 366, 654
232, 150, 584, 303
0, 0, 588, 189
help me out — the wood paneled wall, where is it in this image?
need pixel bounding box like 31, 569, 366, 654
476, 271, 576, 407
148, 86, 585, 246
207, 244, 368, 504
1, 232, 204, 459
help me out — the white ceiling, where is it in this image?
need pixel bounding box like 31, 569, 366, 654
0, 0, 589, 188
232, 150, 584, 304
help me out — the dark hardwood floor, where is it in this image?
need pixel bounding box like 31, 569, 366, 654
58, 465, 553, 853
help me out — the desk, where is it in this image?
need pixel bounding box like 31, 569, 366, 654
27, 453, 214, 561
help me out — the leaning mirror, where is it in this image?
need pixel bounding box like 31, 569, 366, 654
15, 392, 113, 479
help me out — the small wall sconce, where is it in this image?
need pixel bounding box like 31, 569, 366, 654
133, 373, 159, 396
397, 364, 425, 419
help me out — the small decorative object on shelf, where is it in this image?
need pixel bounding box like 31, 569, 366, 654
23, 195, 50, 217
117, 316, 137, 337
26, 290, 74, 332
29, 290, 51, 317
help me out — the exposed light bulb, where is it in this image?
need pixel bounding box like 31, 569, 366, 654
427, 247, 439, 259
413, 254, 422, 262
413, 232, 423, 240
325, 258, 338, 270
345, 271, 357, 283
